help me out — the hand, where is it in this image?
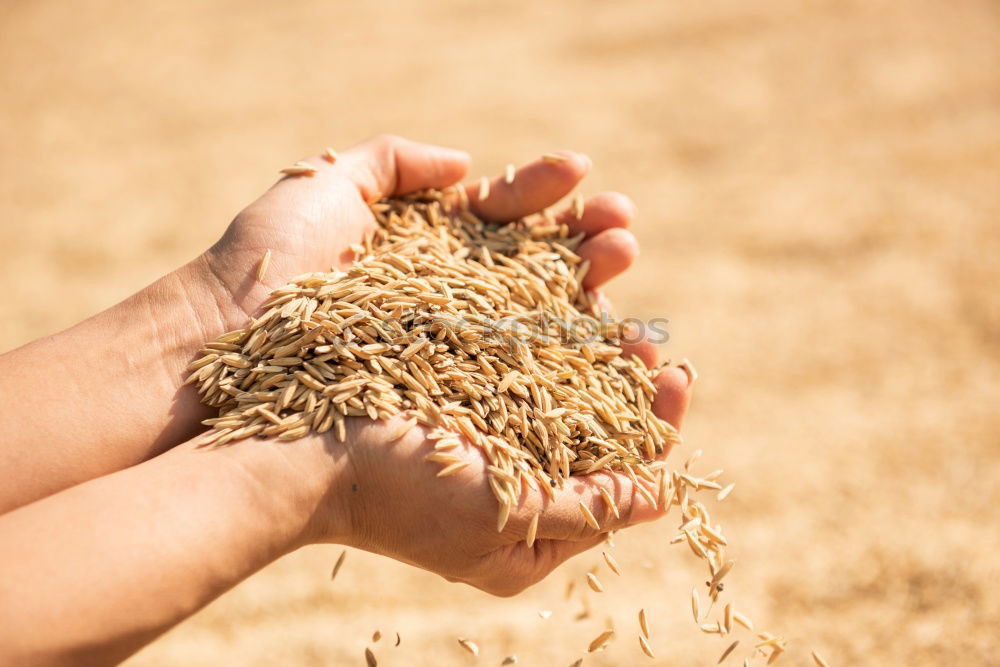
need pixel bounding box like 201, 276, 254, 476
301, 369, 691, 597
196, 135, 694, 594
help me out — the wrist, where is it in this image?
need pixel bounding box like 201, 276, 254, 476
208, 434, 355, 551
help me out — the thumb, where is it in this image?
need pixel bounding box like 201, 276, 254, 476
339, 134, 470, 202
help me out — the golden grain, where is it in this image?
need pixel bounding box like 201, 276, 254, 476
280, 161, 317, 176
364, 646, 377, 667
578, 502, 600, 531
184, 189, 724, 661
457, 638, 479, 656
718, 640, 739, 664
717, 483, 736, 501
587, 629, 615, 653
256, 249, 271, 283
733, 610, 754, 632
603, 551, 621, 576
639, 634, 655, 659
638, 608, 650, 638
504, 163, 515, 184
811, 650, 830, 667
330, 549, 347, 582
526, 511, 540, 548
586, 572, 604, 593
323, 147, 338, 163
594, 487, 619, 520
541, 152, 568, 164
479, 176, 490, 200
677, 357, 698, 384
691, 588, 701, 623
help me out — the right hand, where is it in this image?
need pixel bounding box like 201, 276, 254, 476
302, 367, 690, 597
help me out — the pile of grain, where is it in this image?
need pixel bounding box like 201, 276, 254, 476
187, 188, 679, 522
187, 185, 797, 664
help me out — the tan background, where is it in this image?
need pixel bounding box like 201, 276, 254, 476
2, 0, 999, 664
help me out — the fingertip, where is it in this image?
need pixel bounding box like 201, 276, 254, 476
579, 228, 639, 289
652, 365, 693, 429
436, 146, 472, 180
558, 191, 637, 236
621, 339, 658, 369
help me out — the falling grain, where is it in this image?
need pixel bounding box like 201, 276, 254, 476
457, 638, 479, 657
364, 647, 377, 667
587, 629, 615, 653
811, 650, 830, 667
717, 483, 736, 502
708, 559, 736, 595
501, 656, 518, 665
733, 610, 754, 632
691, 588, 701, 622
638, 608, 650, 638
638, 634, 655, 659
586, 572, 604, 593
718, 640, 739, 664
602, 551, 621, 576
330, 549, 347, 582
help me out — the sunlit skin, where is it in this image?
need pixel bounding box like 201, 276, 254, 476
0, 135, 694, 664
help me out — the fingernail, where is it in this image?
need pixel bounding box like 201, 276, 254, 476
677, 358, 698, 386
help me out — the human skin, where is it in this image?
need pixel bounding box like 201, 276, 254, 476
0, 135, 694, 664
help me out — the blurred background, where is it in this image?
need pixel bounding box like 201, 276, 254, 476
2, 0, 998, 664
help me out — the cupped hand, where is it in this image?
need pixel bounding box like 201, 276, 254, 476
298, 366, 691, 597
200, 135, 694, 593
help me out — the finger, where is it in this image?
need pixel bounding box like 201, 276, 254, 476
338, 134, 471, 202
556, 191, 636, 237
590, 290, 658, 368
622, 336, 659, 369
532, 471, 664, 542
652, 365, 694, 430
577, 228, 639, 289
466, 151, 591, 222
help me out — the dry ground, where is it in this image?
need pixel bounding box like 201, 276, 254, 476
2, 1, 998, 664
